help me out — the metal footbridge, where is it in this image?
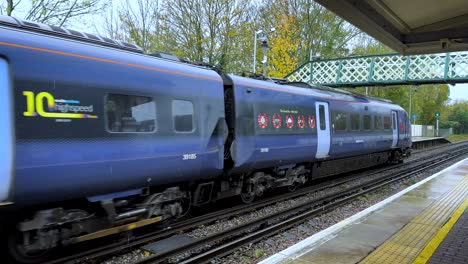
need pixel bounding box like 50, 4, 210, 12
286, 52, 468, 87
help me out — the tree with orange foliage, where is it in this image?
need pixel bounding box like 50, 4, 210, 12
266, 13, 299, 78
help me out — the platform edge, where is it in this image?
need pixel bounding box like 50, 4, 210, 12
258, 158, 468, 264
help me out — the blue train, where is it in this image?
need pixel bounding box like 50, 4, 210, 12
0, 16, 411, 262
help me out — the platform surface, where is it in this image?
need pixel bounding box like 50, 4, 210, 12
411, 136, 445, 142
259, 158, 468, 264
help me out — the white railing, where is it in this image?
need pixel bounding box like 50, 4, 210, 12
411, 125, 452, 137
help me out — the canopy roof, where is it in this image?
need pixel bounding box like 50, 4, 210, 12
316, 0, 468, 54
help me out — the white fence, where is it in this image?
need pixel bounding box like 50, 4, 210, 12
411, 125, 452, 137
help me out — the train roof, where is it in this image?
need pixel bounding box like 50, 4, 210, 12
298, 83, 394, 104
0, 15, 144, 53
230, 75, 398, 107
0, 15, 219, 72
0, 15, 224, 84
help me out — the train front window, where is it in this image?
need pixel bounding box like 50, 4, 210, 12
173, 100, 194, 132
106, 94, 156, 133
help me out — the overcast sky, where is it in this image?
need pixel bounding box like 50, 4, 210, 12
448, 84, 467, 102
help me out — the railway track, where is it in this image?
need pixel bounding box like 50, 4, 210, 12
135, 144, 468, 264
44, 165, 388, 264
45, 142, 468, 264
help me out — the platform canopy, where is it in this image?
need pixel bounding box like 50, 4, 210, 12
315, 0, 468, 55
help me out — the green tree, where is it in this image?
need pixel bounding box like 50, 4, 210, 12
259, 0, 362, 64
350, 37, 393, 56
98, 0, 367, 74
349, 84, 450, 126
445, 100, 468, 134
412, 85, 450, 125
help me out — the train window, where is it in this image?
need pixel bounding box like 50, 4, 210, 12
350, 114, 360, 131
363, 115, 371, 130
106, 94, 156, 133
173, 100, 194, 132
319, 105, 326, 130
334, 112, 347, 131
374, 116, 383, 130
384, 116, 391, 130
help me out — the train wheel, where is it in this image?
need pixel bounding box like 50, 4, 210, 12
287, 183, 299, 192
240, 192, 255, 203
7, 230, 53, 264
389, 150, 403, 164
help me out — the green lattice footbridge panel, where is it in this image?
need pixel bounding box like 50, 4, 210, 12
286, 52, 468, 87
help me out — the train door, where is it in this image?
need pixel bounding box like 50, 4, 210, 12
0, 58, 14, 203
391, 110, 398, 148
315, 101, 331, 158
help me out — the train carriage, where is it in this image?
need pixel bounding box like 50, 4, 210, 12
225, 75, 411, 200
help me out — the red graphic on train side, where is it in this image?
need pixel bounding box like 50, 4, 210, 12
297, 115, 305, 129
308, 115, 316, 129
272, 113, 282, 128
285, 115, 294, 129
257, 113, 268, 129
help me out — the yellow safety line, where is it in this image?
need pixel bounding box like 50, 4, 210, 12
412, 197, 468, 264
360, 177, 468, 264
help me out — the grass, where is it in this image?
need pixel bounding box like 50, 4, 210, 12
447, 134, 468, 142
402, 178, 418, 187
357, 188, 389, 202
254, 248, 264, 258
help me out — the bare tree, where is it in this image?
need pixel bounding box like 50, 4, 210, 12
99, 0, 363, 75
4, 0, 22, 16
163, 0, 256, 71
117, 0, 163, 53
5, 0, 107, 27
100, 1, 123, 39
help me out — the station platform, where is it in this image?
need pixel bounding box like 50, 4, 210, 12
259, 158, 468, 264
411, 137, 450, 149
